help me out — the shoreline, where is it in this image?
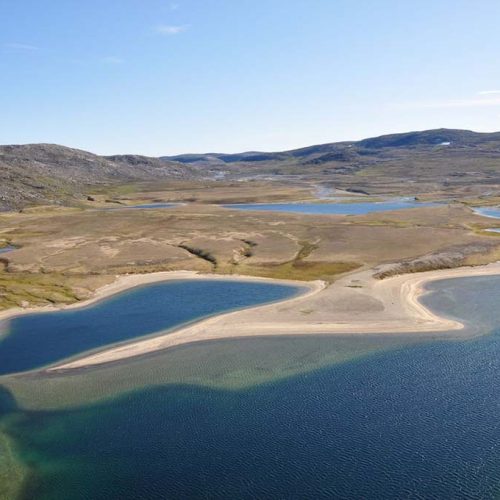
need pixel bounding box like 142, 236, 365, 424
1, 262, 499, 373
0, 271, 322, 324
43, 261, 500, 372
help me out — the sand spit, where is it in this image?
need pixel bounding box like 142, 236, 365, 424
2, 263, 500, 372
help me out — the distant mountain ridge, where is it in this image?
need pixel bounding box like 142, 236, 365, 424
357, 129, 500, 149
163, 129, 500, 164
1, 129, 500, 209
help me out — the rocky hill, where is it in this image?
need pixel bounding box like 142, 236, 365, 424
164, 129, 500, 196
166, 129, 500, 164
0, 144, 193, 210
2, 129, 500, 209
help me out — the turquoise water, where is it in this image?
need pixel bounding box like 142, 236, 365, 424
223, 200, 435, 215
0, 280, 299, 375
2, 275, 500, 498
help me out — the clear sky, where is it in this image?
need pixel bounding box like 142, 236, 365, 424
1, 0, 500, 155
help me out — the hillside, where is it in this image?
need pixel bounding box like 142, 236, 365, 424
0, 144, 193, 210
166, 129, 500, 164
2, 129, 500, 210
164, 129, 500, 197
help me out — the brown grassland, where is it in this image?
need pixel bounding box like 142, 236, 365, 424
1, 181, 499, 311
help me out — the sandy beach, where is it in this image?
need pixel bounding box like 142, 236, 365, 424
11, 261, 490, 371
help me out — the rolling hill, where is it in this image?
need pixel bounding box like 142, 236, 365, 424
0, 144, 194, 210
1, 129, 500, 209
163, 128, 500, 197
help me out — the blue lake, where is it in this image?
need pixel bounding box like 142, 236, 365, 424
0, 280, 300, 375
105, 202, 177, 210
2, 275, 500, 498
223, 200, 436, 215
473, 207, 500, 219
473, 207, 500, 232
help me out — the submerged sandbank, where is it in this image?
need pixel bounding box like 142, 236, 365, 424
0, 278, 307, 376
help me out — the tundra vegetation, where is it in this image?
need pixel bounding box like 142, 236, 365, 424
1, 129, 500, 310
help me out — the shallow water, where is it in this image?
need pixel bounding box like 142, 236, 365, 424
0, 245, 16, 254
223, 200, 435, 215
2, 275, 500, 498
0, 280, 299, 375
473, 206, 500, 219
104, 202, 177, 210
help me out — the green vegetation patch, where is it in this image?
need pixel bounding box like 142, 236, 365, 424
236, 260, 360, 282
233, 239, 360, 281
0, 273, 79, 310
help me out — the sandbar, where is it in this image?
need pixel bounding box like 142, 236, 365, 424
42, 262, 500, 371
2, 262, 500, 372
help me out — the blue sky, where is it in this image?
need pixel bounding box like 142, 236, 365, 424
1, 0, 500, 155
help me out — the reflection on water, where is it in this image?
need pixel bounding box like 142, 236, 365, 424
0, 245, 16, 254
1, 275, 500, 498
115, 202, 177, 210
100, 202, 178, 210
223, 200, 436, 215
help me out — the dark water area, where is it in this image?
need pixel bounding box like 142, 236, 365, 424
0, 280, 299, 375
2, 275, 500, 499
223, 200, 436, 215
